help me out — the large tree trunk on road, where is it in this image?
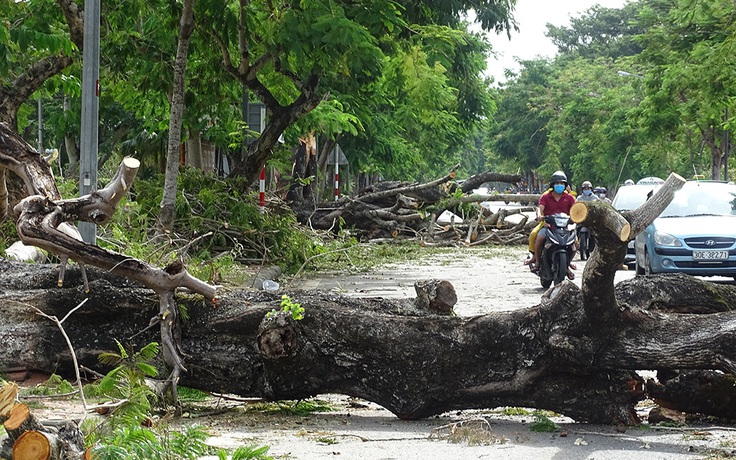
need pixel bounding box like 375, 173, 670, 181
2, 259, 736, 424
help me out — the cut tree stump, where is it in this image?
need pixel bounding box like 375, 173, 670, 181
0, 381, 85, 460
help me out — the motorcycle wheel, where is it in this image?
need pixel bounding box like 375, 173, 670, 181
541, 276, 552, 289
554, 251, 568, 285
579, 233, 588, 260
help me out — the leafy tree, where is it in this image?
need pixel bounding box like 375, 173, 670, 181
333, 23, 495, 182
546, 2, 645, 60
0, 0, 82, 129
197, 0, 513, 185
634, 0, 736, 179
490, 59, 554, 183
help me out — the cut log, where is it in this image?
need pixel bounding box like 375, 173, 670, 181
572, 172, 686, 325
414, 279, 457, 315
0, 381, 18, 423
13, 430, 59, 460
0, 398, 85, 460
4, 403, 45, 444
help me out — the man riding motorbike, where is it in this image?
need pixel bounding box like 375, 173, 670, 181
595, 186, 612, 204
576, 181, 598, 260
524, 171, 577, 279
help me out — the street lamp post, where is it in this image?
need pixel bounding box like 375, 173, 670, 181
79, 0, 101, 244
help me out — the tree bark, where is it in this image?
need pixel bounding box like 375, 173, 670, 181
286, 134, 317, 205
157, 0, 196, 233
3, 262, 736, 424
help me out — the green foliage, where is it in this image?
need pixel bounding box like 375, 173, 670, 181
336, 20, 495, 181
267, 295, 305, 321
176, 386, 210, 403
633, 0, 736, 180
0, 219, 18, 254
86, 168, 343, 276
85, 341, 160, 442
547, 2, 645, 59
82, 344, 275, 459
89, 424, 211, 460
246, 399, 335, 417
529, 411, 559, 432
22, 374, 75, 396
499, 407, 533, 416
219, 445, 273, 460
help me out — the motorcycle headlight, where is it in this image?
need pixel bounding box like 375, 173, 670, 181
653, 230, 682, 247
553, 216, 570, 227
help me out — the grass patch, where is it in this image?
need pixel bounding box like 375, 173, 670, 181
20, 374, 75, 396
245, 399, 335, 417
499, 407, 534, 416
177, 386, 211, 403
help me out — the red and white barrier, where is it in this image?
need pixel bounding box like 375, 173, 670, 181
334, 157, 339, 201
259, 166, 266, 213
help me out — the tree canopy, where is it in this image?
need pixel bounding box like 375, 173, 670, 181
489, 0, 736, 191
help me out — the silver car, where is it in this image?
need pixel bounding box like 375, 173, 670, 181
611, 184, 661, 265
634, 181, 736, 276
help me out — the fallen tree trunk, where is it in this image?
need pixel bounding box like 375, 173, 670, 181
2, 260, 736, 424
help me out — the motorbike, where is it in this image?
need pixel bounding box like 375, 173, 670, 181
537, 213, 577, 288
577, 225, 595, 261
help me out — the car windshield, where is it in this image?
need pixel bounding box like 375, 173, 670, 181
612, 186, 659, 211
660, 182, 736, 217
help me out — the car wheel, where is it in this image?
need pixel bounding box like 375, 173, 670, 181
644, 250, 653, 276
636, 261, 645, 276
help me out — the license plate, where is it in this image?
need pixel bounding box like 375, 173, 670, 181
693, 250, 729, 260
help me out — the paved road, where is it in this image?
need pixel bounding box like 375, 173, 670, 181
287, 245, 637, 316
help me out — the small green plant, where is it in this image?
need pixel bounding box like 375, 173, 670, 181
499, 407, 533, 416
89, 424, 211, 460
218, 445, 273, 460
267, 295, 305, 321
84, 341, 161, 444
529, 411, 559, 432
316, 436, 338, 445
176, 386, 210, 403
22, 374, 75, 396
247, 399, 334, 416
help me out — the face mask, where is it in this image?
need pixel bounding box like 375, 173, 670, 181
553, 184, 565, 194
583, 189, 592, 196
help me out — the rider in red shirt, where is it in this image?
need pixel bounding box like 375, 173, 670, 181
526, 171, 577, 278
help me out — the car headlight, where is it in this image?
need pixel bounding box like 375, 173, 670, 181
653, 230, 682, 247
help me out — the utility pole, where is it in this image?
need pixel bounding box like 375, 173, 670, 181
79, 0, 101, 244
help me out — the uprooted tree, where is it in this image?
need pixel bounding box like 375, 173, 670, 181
290, 167, 537, 246
3, 121, 736, 447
